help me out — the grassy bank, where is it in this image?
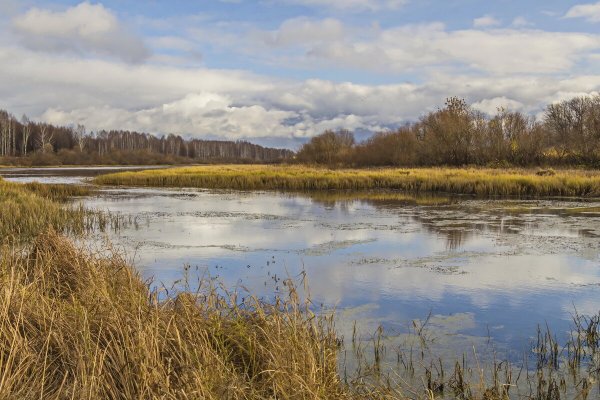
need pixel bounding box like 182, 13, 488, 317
0, 180, 348, 399
3, 234, 600, 399
0, 231, 346, 399
0, 178, 108, 241
93, 165, 600, 198
3, 178, 600, 399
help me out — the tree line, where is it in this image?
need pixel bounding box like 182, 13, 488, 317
0, 110, 293, 165
4, 94, 600, 168
297, 95, 600, 168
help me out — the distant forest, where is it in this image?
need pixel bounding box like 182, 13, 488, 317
2, 94, 600, 167
298, 95, 600, 168
0, 111, 293, 166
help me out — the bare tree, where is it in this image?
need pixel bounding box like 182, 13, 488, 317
0, 112, 15, 157
37, 123, 54, 153
21, 115, 32, 156
73, 124, 87, 152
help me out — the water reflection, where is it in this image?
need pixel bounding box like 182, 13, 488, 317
0, 166, 166, 184
3, 168, 600, 358
77, 188, 600, 350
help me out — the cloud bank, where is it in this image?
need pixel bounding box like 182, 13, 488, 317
1, 1, 600, 148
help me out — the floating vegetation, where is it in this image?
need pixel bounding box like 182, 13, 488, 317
302, 190, 454, 206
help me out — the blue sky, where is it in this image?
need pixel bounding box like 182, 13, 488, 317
1, 0, 600, 148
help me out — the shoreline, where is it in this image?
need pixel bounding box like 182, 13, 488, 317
91, 164, 600, 198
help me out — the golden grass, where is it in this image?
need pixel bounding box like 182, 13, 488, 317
22, 182, 94, 201
0, 231, 349, 399
3, 176, 600, 399
0, 179, 108, 241
0, 178, 351, 399
93, 165, 600, 198
303, 190, 453, 206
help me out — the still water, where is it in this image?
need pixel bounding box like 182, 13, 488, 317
3, 167, 600, 360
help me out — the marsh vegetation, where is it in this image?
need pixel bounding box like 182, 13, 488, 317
2, 170, 600, 399
0, 178, 112, 241
93, 164, 600, 198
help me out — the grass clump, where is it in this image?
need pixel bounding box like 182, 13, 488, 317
93, 165, 600, 198
22, 182, 94, 201
0, 230, 346, 399
0, 179, 108, 242
304, 190, 453, 206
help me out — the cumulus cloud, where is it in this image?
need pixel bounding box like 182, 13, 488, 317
2, 43, 600, 145
12, 2, 149, 63
472, 97, 525, 115
565, 1, 600, 22
258, 19, 600, 75
473, 15, 501, 28
2, 2, 600, 145
42, 93, 299, 139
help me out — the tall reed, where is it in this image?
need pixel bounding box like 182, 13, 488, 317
93, 165, 600, 198
0, 231, 346, 399
0, 179, 110, 242
3, 177, 600, 399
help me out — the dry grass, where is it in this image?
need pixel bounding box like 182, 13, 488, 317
22, 182, 94, 201
3, 231, 599, 399
0, 231, 347, 399
93, 165, 600, 198
3, 177, 600, 399
0, 179, 110, 242
0, 178, 351, 399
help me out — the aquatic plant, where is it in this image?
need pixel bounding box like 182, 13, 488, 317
0, 179, 113, 241
3, 177, 600, 399
94, 165, 600, 198
3, 229, 600, 399
22, 181, 94, 201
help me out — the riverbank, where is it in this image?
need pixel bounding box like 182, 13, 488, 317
2, 178, 600, 398
93, 165, 600, 198
0, 179, 348, 399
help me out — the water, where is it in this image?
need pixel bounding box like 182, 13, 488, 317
3, 167, 600, 361
0, 166, 167, 184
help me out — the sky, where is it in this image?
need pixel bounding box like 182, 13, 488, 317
1, 1, 600, 148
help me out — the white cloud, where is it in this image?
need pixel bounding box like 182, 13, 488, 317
2, 4, 600, 144
2, 42, 600, 144
261, 17, 345, 47
473, 15, 501, 28
42, 93, 299, 139
472, 97, 525, 115
257, 19, 600, 75
565, 1, 600, 22
12, 2, 149, 63
280, 0, 407, 12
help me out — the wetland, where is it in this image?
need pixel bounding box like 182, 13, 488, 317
3, 166, 600, 398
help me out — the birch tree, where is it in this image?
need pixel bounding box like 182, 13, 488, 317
37, 123, 54, 153
21, 115, 32, 156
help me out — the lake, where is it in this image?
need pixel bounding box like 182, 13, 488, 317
3, 167, 600, 365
